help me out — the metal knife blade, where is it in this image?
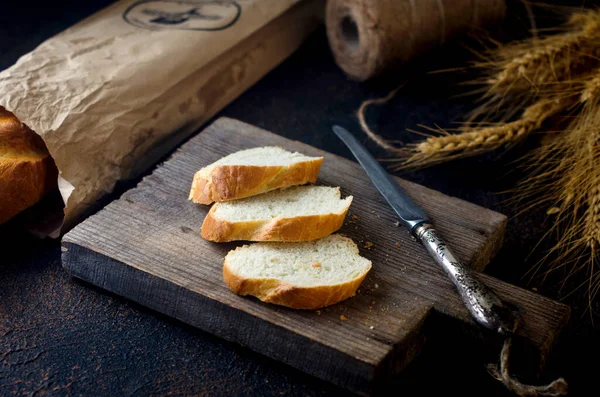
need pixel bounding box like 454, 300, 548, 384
333, 125, 515, 335
332, 125, 429, 232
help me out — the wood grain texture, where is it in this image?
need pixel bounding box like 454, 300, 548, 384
62, 118, 569, 394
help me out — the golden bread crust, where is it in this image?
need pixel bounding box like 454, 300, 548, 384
189, 157, 323, 204
201, 206, 349, 242
223, 257, 370, 309
0, 107, 57, 224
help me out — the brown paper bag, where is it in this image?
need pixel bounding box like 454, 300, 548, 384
0, 0, 322, 232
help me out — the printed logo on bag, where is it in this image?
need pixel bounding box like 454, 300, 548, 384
123, 0, 241, 31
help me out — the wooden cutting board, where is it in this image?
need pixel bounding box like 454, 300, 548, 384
61, 118, 569, 394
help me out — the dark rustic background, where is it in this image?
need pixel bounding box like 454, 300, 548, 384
1, 1, 598, 396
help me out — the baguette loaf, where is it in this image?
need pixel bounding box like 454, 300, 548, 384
0, 107, 57, 224
223, 234, 371, 309
188, 147, 323, 204
202, 185, 352, 242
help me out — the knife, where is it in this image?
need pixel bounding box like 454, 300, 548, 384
333, 125, 515, 335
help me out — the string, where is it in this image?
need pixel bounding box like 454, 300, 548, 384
356, 83, 405, 153
488, 320, 568, 397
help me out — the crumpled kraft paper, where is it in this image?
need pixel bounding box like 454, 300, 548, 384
0, 0, 321, 232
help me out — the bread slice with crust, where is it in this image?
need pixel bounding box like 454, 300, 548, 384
223, 234, 372, 309
201, 185, 352, 242
188, 147, 323, 205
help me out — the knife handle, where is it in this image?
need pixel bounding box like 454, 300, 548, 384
414, 223, 515, 335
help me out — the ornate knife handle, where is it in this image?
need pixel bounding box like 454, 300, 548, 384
414, 223, 515, 335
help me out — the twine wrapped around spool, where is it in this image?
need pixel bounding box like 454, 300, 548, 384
326, 0, 506, 81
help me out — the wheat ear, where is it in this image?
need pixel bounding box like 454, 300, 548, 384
488, 10, 600, 95
399, 96, 574, 168
581, 68, 600, 102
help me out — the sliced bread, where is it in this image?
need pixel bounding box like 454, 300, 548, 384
201, 185, 353, 242
223, 234, 372, 309
188, 147, 323, 204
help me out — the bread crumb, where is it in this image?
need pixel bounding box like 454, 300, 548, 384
351, 215, 359, 220
372, 300, 376, 305
364, 241, 374, 249
532, 287, 538, 291
311, 262, 321, 269
394, 221, 400, 227
340, 315, 348, 321
395, 242, 401, 248
374, 284, 379, 289
316, 310, 321, 315
370, 326, 374, 330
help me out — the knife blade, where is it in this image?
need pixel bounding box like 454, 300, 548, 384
332, 125, 429, 232
333, 125, 515, 335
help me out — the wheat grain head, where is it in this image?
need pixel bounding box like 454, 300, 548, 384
486, 9, 600, 96
397, 95, 576, 169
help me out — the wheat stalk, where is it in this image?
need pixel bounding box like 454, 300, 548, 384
464, 13, 600, 128
399, 96, 575, 168
417, 121, 529, 154
584, 184, 600, 249
487, 10, 600, 95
